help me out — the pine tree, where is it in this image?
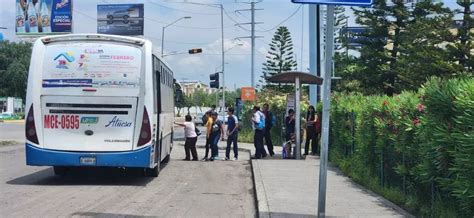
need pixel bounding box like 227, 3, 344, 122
260, 26, 297, 90
446, 0, 473, 73
349, 0, 458, 95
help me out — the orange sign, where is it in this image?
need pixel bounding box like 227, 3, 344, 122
241, 87, 255, 101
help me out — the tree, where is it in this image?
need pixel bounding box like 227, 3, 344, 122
0, 41, 32, 100
260, 26, 297, 91
446, 0, 473, 73
349, 0, 457, 95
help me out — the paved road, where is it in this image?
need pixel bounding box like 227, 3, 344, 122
0, 122, 206, 143
0, 142, 255, 217
0, 122, 24, 142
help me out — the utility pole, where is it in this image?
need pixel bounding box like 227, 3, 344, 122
251, 2, 256, 88
235, 1, 263, 88
220, 5, 225, 111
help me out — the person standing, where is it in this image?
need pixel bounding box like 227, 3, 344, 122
210, 112, 224, 161
262, 103, 275, 156
284, 109, 296, 159
252, 106, 266, 159
304, 105, 318, 155
174, 115, 198, 161
285, 109, 296, 142
225, 108, 239, 161
201, 111, 213, 161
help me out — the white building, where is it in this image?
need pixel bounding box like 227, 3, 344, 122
179, 80, 217, 96
0, 97, 23, 114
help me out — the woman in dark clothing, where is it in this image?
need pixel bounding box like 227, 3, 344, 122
285, 109, 296, 142
304, 105, 318, 155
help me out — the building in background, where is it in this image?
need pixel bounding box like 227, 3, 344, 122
179, 80, 217, 96
0, 97, 23, 114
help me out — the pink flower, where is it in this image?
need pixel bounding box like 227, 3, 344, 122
383, 100, 389, 106
412, 118, 421, 126
416, 104, 425, 112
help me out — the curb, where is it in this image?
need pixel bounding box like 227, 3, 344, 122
0, 120, 24, 123
251, 159, 270, 218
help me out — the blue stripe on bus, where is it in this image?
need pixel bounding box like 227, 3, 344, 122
26, 143, 152, 168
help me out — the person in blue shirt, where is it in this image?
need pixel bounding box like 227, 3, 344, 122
225, 108, 239, 161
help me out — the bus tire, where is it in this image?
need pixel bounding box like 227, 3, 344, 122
53, 166, 67, 176
163, 154, 170, 164
145, 165, 159, 177
145, 142, 161, 177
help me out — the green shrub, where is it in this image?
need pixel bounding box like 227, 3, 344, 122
329, 77, 474, 217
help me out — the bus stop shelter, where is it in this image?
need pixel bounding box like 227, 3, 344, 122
267, 71, 323, 159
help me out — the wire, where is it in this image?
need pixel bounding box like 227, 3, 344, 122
255, 5, 302, 33
223, 8, 252, 32
146, 35, 212, 45
145, 17, 234, 30
147, 0, 220, 15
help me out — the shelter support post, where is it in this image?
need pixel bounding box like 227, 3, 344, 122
295, 76, 301, 160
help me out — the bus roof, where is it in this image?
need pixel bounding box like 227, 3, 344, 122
38, 34, 147, 46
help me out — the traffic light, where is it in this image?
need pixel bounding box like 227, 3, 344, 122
188, 48, 202, 54
209, 73, 219, 88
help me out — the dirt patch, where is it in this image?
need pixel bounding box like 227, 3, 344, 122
0, 141, 19, 146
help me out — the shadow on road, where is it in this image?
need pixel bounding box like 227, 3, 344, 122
71, 212, 156, 217
6, 167, 156, 186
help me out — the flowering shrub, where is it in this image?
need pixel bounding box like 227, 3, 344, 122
329, 77, 473, 216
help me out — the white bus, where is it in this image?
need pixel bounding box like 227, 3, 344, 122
25, 34, 176, 177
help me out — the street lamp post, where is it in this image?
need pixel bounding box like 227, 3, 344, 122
178, 2, 225, 112
161, 16, 191, 57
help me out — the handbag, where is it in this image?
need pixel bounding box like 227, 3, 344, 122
195, 127, 202, 136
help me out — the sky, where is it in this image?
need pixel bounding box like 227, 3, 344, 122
0, 0, 465, 90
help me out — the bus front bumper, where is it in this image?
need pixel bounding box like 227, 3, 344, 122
26, 143, 152, 168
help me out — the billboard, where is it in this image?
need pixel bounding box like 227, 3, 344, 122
15, 0, 72, 35
97, 4, 144, 36
340, 27, 368, 47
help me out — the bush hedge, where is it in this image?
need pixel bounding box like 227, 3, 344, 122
329, 77, 474, 217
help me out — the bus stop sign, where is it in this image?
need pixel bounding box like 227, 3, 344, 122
291, 0, 373, 6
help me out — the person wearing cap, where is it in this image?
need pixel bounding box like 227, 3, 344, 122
209, 111, 224, 161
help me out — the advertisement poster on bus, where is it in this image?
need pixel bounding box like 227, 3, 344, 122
15, 0, 72, 35
97, 4, 144, 36
41, 43, 142, 89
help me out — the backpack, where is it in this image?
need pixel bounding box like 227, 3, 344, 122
256, 111, 265, 130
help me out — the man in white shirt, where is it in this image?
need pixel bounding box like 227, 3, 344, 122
251, 106, 266, 159
174, 115, 198, 161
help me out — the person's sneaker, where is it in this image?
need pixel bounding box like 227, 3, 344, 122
224, 157, 230, 161
201, 157, 208, 162
232, 157, 238, 161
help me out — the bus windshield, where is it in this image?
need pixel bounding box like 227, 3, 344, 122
41, 42, 142, 90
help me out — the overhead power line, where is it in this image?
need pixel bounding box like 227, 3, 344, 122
147, 0, 220, 15
255, 5, 302, 33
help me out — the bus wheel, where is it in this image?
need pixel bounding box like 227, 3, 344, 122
53, 166, 67, 176
163, 153, 170, 164
144, 165, 159, 177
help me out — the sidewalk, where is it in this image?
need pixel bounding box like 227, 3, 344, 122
191, 137, 411, 217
